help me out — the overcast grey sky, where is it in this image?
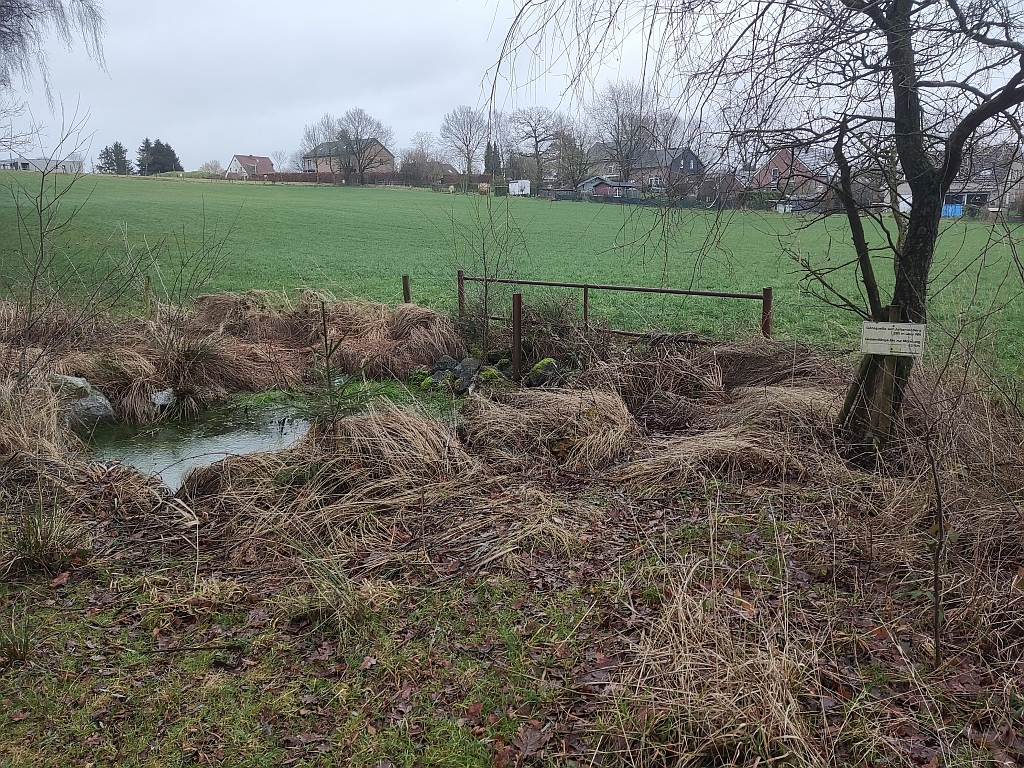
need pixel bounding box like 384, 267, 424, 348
14, 0, 637, 170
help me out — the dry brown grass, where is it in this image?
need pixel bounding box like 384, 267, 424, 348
3, 292, 461, 424
194, 291, 464, 379
702, 338, 851, 390
54, 328, 293, 421
179, 402, 485, 568
57, 347, 161, 423
0, 331, 1020, 766
0, 299, 115, 349
613, 425, 803, 493
598, 559, 828, 767
716, 385, 841, 433
0, 377, 71, 461
461, 388, 640, 472
331, 301, 464, 378
579, 351, 724, 431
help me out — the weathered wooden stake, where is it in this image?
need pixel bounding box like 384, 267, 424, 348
402, 274, 411, 304
512, 292, 522, 381
761, 286, 773, 338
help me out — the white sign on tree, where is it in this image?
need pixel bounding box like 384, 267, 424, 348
860, 323, 926, 357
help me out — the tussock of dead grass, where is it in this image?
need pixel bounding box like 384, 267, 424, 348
0, 300, 114, 348
580, 341, 849, 434
717, 385, 841, 433
194, 291, 464, 379
461, 388, 640, 472
57, 348, 160, 423
4, 292, 461, 423
179, 402, 484, 568
579, 351, 723, 431
55, 329, 290, 421
332, 301, 464, 379
192, 290, 301, 341
0, 378, 70, 461
304, 400, 477, 480
613, 425, 802, 493
599, 559, 827, 767
702, 338, 850, 390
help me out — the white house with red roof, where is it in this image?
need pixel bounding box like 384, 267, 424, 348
225, 154, 275, 180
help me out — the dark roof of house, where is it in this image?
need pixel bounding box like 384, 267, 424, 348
578, 175, 639, 189
635, 147, 702, 170
303, 139, 393, 159
589, 143, 702, 166
232, 155, 275, 175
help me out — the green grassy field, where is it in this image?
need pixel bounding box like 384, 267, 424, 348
2, 172, 1022, 369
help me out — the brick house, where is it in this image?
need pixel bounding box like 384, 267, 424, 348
301, 139, 395, 175
225, 155, 275, 180
748, 148, 829, 197
633, 147, 705, 192
588, 143, 705, 190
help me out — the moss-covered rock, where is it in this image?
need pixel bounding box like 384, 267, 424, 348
527, 358, 560, 387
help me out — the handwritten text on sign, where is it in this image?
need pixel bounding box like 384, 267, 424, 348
860, 322, 926, 357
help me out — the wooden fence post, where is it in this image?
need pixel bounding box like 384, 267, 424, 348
402, 275, 411, 304
512, 293, 522, 381
457, 270, 465, 317
761, 287, 773, 338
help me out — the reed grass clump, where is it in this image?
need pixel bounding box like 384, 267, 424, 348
0, 378, 69, 461
613, 425, 802, 493
461, 388, 640, 472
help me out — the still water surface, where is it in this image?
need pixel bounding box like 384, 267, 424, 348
87, 406, 309, 491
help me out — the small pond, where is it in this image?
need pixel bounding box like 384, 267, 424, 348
86, 405, 310, 492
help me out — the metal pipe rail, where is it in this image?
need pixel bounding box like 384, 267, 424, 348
456, 270, 773, 338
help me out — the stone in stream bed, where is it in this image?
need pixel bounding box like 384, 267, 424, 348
47, 374, 118, 429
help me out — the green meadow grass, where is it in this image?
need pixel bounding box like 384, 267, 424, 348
2, 172, 1022, 370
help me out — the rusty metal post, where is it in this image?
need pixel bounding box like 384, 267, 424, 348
402, 274, 411, 304
761, 286, 773, 338
457, 270, 465, 317
583, 285, 590, 332
512, 292, 522, 381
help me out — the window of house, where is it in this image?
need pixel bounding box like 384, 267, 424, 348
771, 167, 780, 182
614, 186, 622, 197
650, 176, 663, 188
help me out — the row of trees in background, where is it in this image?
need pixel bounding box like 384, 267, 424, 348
96, 138, 182, 175
393, 88, 695, 192
278, 89, 690, 192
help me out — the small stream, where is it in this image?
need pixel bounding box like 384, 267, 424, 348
86, 405, 310, 492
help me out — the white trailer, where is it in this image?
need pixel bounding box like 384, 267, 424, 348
508, 179, 531, 196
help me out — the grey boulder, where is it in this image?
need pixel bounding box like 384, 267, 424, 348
47, 373, 117, 429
